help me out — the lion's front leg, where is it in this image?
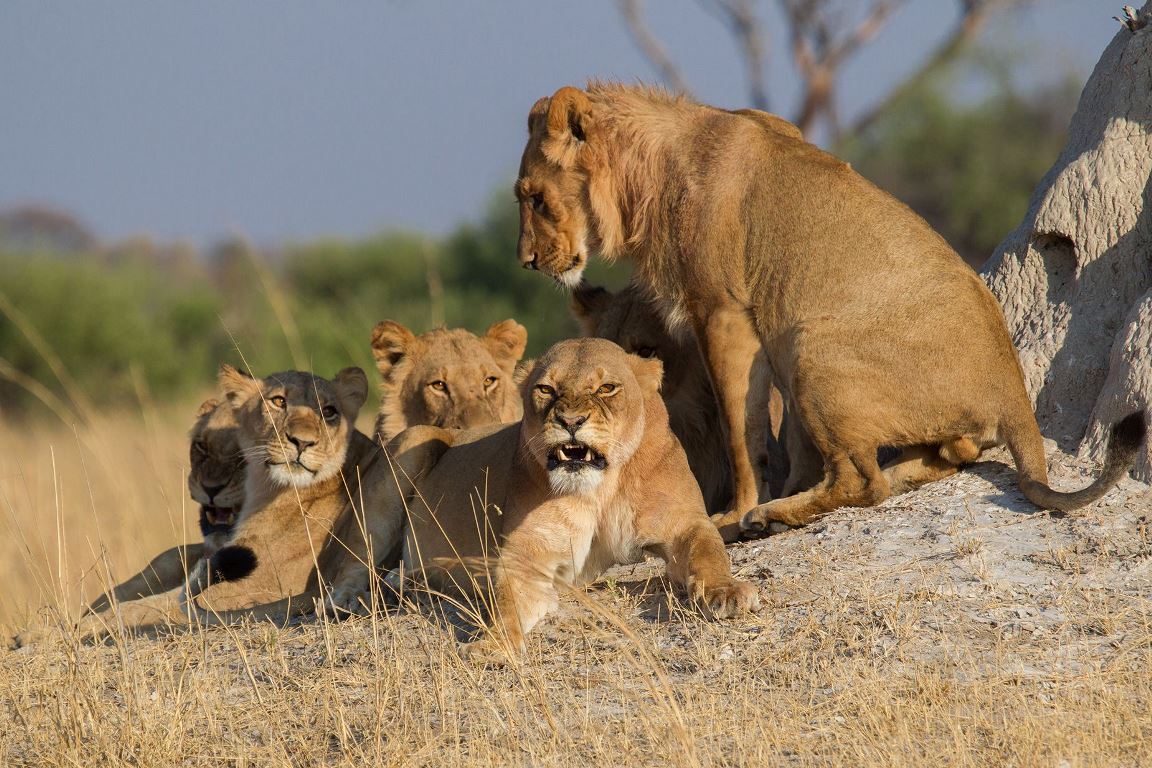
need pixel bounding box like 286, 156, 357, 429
695, 305, 765, 537
656, 518, 760, 618
13, 588, 193, 648
460, 513, 593, 663
86, 543, 204, 615
325, 426, 455, 617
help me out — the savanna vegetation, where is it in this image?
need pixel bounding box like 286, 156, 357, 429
0, 59, 1074, 420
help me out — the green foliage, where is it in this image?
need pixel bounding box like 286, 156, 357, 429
0, 193, 627, 418
838, 59, 1078, 267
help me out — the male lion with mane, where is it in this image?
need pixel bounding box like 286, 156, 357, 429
514, 83, 1146, 535
337, 338, 759, 660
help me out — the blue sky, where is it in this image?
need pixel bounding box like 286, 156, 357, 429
0, 1, 1121, 245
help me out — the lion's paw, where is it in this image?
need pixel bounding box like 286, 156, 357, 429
694, 579, 760, 619
10, 626, 52, 650
321, 585, 371, 619
740, 503, 797, 535
458, 637, 521, 667
709, 510, 752, 544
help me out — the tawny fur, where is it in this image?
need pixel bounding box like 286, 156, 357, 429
356, 338, 759, 659
13, 366, 439, 647
371, 319, 528, 442
515, 83, 1147, 535
571, 282, 783, 513
85, 398, 245, 615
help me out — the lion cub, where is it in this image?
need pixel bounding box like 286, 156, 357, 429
352, 338, 760, 659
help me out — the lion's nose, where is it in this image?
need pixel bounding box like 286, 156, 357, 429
202, 484, 226, 502
556, 413, 587, 434
287, 435, 316, 453
522, 253, 539, 270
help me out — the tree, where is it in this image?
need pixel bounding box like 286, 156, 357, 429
983, 4, 1152, 480
617, 0, 1021, 140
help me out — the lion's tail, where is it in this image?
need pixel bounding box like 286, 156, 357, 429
1002, 410, 1146, 513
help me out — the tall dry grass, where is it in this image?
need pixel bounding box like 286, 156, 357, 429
0, 404, 202, 634
0, 408, 1150, 766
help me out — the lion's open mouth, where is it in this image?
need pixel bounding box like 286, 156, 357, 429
200, 505, 236, 533
547, 442, 607, 472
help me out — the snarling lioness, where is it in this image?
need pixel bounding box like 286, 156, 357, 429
348, 338, 759, 658
371, 318, 527, 441
571, 281, 819, 518
13, 365, 438, 647
515, 83, 1147, 534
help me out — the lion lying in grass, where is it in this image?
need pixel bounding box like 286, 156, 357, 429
335, 338, 759, 660
12, 365, 439, 647
85, 397, 244, 614
71, 320, 528, 631
514, 83, 1147, 535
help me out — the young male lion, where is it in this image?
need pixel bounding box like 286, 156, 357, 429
337, 338, 759, 659
370, 318, 527, 441
514, 83, 1147, 534
13, 365, 436, 647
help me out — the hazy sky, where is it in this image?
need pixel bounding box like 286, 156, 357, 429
0, 1, 1119, 245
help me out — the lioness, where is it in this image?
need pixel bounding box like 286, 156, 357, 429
13, 365, 436, 646
86, 397, 243, 614
371, 318, 528, 441
514, 83, 1147, 533
571, 281, 825, 516
81, 322, 526, 618
347, 338, 759, 658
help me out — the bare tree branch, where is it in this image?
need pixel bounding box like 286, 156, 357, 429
783, 0, 905, 138
849, 0, 1016, 136
617, 0, 693, 95
704, 0, 771, 110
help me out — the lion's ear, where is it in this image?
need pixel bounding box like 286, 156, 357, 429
483, 319, 528, 374
219, 365, 260, 409
629, 355, 664, 395
513, 358, 537, 387
196, 398, 221, 418
543, 86, 592, 167
527, 96, 551, 134
570, 282, 612, 334
333, 367, 369, 417
371, 320, 417, 380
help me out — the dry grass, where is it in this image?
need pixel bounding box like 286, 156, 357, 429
1, 408, 1151, 766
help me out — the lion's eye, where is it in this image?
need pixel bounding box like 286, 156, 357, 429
530, 193, 546, 215
635, 347, 657, 359
429, 380, 448, 393
535, 384, 555, 397
597, 383, 618, 396
269, 395, 286, 409
484, 376, 498, 389
321, 405, 339, 421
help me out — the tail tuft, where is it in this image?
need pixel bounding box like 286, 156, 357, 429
209, 545, 258, 583
1109, 410, 1147, 462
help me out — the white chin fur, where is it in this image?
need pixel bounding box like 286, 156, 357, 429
548, 467, 603, 496
557, 263, 586, 289
267, 457, 342, 488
